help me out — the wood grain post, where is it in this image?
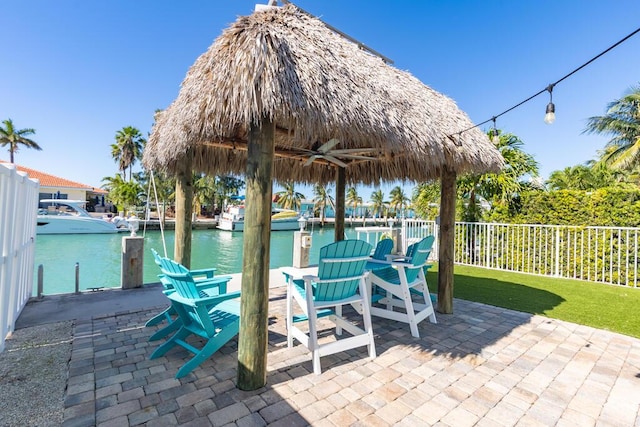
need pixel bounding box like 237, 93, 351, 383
437, 166, 456, 314
121, 236, 144, 289
174, 149, 194, 268
237, 117, 274, 390
334, 167, 346, 242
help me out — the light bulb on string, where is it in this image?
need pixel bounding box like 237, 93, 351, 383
491, 117, 500, 144
544, 84, 556, 124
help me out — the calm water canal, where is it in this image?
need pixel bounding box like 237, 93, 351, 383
34, 227, 359, 295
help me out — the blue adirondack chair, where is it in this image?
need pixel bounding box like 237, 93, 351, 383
146, 248, 231, 342
285, 239, 376, 375
365, 238, 394, 271
150, 248, 218, 290
149, 257, 241, 378
368, 235, 437, 338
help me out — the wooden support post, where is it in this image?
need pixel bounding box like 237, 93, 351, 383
438, 166, 456, 314
174, 149, 194, 268
237, 117, 274, 390
335, 167, 346, 242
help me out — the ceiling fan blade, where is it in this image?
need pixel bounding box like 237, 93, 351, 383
337, 154, 378, 161
304, 155, 317, 167
318, 138, 340, 153
324, 155, 348, 168
327, 148, 380, 155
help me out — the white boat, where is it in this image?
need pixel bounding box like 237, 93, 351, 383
36, 199, 129, 234
217, 206, 301, 231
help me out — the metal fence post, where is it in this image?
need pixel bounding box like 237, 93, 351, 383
37, 265, 44, 299
75, 262, 80, 294
555, 227, 561, 277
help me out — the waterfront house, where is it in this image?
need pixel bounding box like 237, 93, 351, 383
0, 161, 109, 212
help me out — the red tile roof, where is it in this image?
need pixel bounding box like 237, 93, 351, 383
0, 161, 107, 194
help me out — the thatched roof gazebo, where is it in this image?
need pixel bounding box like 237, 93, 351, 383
143, 3, 503, 389
145, 7, 501, 181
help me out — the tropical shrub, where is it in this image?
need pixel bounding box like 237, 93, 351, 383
487, 187, 640, 227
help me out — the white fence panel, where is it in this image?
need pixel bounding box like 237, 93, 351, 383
401, 219, 438, 258
452, 222, 640, 287
0, 163, 39, 352
397, 219, 639, 287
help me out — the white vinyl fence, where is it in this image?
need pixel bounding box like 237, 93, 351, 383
402, 219, 439, 256
453, 222, 640, 287
400, 219, 640, 288
0, 163, 39, 352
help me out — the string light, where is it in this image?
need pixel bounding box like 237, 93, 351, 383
448, 25, 640, 142
544, 84, 556, 124
491, 117, 500, 143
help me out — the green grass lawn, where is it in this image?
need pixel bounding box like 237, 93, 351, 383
427, 265, 640, 339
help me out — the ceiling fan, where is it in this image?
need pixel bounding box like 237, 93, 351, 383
300, 139, 379, 168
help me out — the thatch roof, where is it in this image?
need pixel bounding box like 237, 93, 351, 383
143, 4, 503, 184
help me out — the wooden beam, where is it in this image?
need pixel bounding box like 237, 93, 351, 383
237, 117, 274, 390
174, 149, 193, 268
335, 167, 346, 241
437, 165, 456, 314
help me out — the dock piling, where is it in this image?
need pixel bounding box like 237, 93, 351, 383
75, 262, 80, 294
37, 264, 43, 299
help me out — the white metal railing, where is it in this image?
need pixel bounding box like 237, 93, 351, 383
453, 222, 640, 287
0, 163, 39, 352
401, 219, 438, 258
400, 219, 639, 287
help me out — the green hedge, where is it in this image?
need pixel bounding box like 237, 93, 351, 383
487, 187, 640, 227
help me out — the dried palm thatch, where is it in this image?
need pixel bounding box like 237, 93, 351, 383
143, 4, 503, 184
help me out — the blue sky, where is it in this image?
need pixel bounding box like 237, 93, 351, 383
2, 1, 639, 201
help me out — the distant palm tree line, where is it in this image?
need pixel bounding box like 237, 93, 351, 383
5, 83, 638, 222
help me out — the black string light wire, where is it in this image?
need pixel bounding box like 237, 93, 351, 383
451, 25, 640, 142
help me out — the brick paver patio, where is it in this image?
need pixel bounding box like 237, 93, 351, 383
61, 286, 640, 426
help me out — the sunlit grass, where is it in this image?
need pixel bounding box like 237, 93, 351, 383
427, 264, 640, 338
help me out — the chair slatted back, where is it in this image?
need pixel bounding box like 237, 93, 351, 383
157, 257, 201, 300
371, 238, 393, 261
314, 240, 372, 301
404, 235, 435, 283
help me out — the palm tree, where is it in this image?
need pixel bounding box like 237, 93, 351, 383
584, 85, 640, 172
0, 119, 41, 163
547, 166, 585, 190
345, 186, 363, 224
112, 126, 145, 181
370, 189, 386, 220
275, 182, 305, 211
214, 176, 245, 212
412, 181, 440, 220
458, 131, 538, 222
546, 164, 617, 191
389, 186, 410, 218
101, 174, 144, 215
193, 174, 217, 217
313, 184, 334, 227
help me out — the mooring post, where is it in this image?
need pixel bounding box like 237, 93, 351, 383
75, 262, 80, 294
37, 264, 44, 299
122, 236, 144, 289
